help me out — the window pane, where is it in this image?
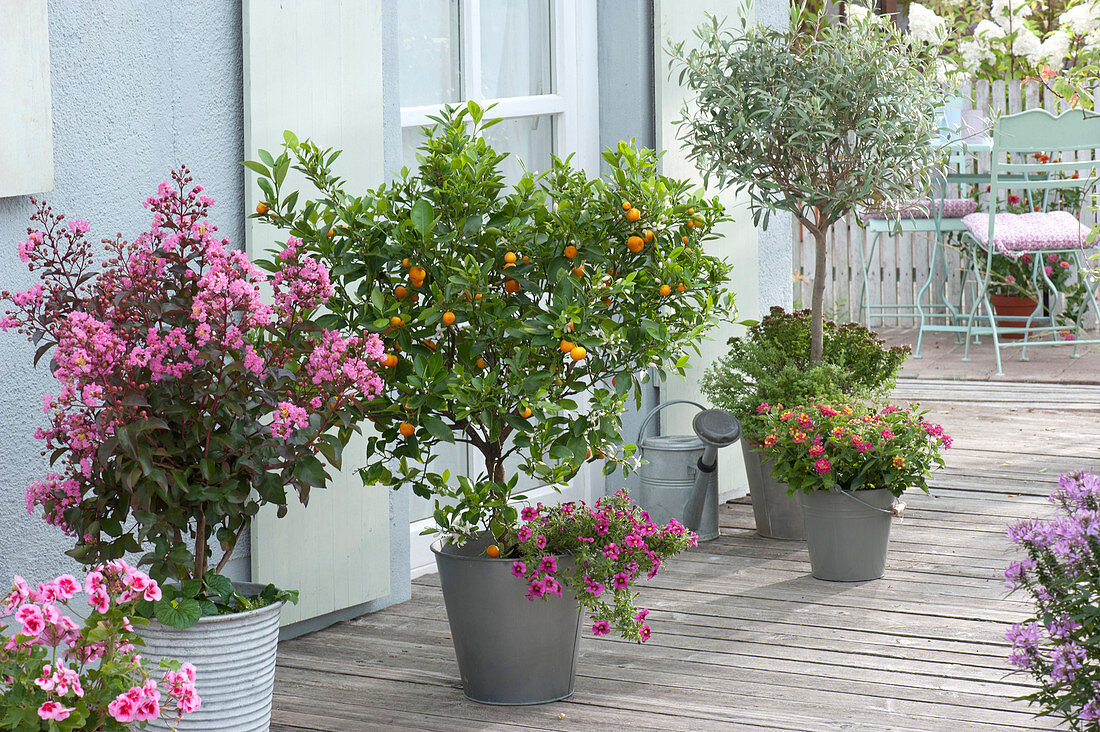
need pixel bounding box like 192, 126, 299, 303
398, 0, 461, 106
479, 0, 552, 99
482, 115, 554, 183
402, 116, 555, 184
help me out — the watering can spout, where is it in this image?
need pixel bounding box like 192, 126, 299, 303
683, 410, 742, 533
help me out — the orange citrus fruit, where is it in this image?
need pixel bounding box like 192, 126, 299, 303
659, 284, 671, 297
677, 283, 687, 293
256, 201, 269, 215
382, 354, 399, 368
474, 293, 483, 300
390, 316, 404, 328
504, 279, 520, 294
687, 207, 695, 215
504, 251, 517, 264
560, 339, 575, 353
399, 422, 415, 437
519, 406, 532, 419
626, 236, 644, 253
476, 357, 487, 369
327, 228, 335, 238
486, 544, 501, 558
394, 285, 407, 299
681, 235, 689, 244
622, 201, 632, 210
409, 266, 426, 281
442, 311, 456, 325
572, 265, 585, 277
503, 262, 515, 269
569, 346, 586, 361
564, 245, 578, 259
626, 208, 641, 222
602, 297, 612, 306
644, 229, 655, 242
401, 258, 411, 268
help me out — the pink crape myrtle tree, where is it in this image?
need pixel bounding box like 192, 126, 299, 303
1, 166, 385, 628
0, 562, 200, 730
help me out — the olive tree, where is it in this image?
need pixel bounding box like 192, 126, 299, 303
671, 9, 945, 361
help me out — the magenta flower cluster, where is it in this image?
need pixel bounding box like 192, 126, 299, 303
1004, 470, 1100, 728
1, 167, 385, 586
0, 562, 199, 727
759, 402, 950, 497
510, 489, 697, 643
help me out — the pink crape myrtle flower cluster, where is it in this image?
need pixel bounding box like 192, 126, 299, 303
0, 562, 199, 729
1, 166, 386, 588
509, 489, 697, 643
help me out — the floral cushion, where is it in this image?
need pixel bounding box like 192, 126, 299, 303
862, 198, 977, 220
961, 211, 1094, 258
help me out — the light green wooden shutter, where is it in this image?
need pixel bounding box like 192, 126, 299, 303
654, 0, 760, 498
243, 0, 390, 625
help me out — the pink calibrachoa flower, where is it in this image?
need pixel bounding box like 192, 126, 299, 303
511, 490, 695, 643
592, 620, 611, 636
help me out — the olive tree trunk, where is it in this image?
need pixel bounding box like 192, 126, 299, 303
810, 226, 828, 363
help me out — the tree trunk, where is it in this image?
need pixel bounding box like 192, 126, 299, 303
810, 227, 828, 363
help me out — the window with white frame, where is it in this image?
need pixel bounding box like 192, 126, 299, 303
397, 0, 599, 180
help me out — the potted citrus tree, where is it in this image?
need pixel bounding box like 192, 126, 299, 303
249, 102, 733, 703
1, 169, 385, 729
700, 308, 909, 539
758, 402, 951, 580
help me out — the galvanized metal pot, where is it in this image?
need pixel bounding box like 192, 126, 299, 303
742, 440, 805, 540
800, 488, 897, 581
634, 400, 719, 541
138, 582, 283, 731
433, 537, 583, 705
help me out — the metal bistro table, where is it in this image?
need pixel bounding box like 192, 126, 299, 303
912, 112, 994, 359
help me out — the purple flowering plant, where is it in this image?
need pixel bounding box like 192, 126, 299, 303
1, 167, 385, 627
757, 402, 950, 496
1005, 471, 1100, 729
507, 490, 697, 642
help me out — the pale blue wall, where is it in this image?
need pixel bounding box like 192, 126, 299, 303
0, 0, 246, 588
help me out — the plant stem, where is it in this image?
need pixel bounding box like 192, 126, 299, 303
810, 225, 828, 363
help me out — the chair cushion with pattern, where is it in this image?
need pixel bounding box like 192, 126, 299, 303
862, 198, 978, 220
961, 211, 1093, 257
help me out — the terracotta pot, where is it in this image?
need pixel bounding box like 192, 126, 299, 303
990, 294, 1039, 340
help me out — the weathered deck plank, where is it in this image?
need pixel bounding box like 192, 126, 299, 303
272, 380, 1097, 730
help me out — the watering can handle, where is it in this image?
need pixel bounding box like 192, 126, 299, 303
635, 400, 707, 446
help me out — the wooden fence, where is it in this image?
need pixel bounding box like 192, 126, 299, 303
792, 80, 1099, 327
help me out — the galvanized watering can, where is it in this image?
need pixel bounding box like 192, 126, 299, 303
633, 400, 741, 542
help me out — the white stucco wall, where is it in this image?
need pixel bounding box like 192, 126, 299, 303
0, 1, 246, 587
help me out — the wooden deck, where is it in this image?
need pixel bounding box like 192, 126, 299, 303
271, 379, 1100, 731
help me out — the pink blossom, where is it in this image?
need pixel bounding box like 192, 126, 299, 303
37, 701, 75, 721
592, 620, 611, 636
814, 458, 832, 474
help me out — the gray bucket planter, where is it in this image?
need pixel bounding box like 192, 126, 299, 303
743, 440, 805, 540
800, 488, 897, 581
138, 582, 283, 731
433, 537, 583, 705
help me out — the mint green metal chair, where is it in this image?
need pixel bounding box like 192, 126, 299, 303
945, 108, 1100, 375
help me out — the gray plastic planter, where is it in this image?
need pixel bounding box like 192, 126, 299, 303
433, 537, 583, 705
138, 582, 283, 731
743, 440, 805, 540
800, 488, 897, 581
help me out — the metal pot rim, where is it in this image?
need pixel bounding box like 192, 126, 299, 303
430, 538, 571, 563
146, 581, 285, 627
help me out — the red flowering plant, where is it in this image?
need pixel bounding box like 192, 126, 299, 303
1, 167, 385, 628
508, 490, 697, 642
0, 562, 199, 730
757, 403, 951, 497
